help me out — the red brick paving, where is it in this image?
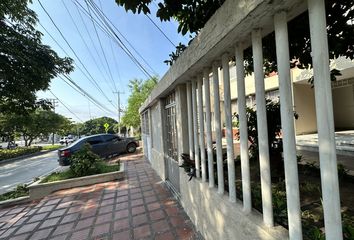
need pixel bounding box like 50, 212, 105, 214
0, 152, 201, 240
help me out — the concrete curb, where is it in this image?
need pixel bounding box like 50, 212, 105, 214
0, 149, 57, 165
0, 162, 126, 208
296, 144, 354, 156
28, 162, 126, 200
0, 196, 31, 209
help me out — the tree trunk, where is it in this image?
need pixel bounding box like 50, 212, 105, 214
24, 136, 29, 147
28, 137, 34, 146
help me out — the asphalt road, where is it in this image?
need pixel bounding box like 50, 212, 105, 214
0, 151, 63, 194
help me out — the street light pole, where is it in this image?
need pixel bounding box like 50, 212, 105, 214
48, 98, 58, 145
113, 91, 124, 135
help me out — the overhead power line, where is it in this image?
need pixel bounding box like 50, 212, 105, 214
75, 0, 156, 79
49, 90, 83, 122
38, 0, 118, 110
37, 21, 116, 114
60, 74, 115, 114
75, 3, 112, 84
145, 14, 176, 48
84, 0, 118, 92
78, 0, 153, 79
87, 0, 157, 75
61, 0, 115, 93
2, 13, 114, 117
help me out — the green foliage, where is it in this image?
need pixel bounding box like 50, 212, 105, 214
235, 99, 282, 159
0, 110, 71, 146
80, 117, 117, 136
305, 227, 325, 240
0, 0, 74, 114
40, 170, 75, 183
343, 214, 354, 240
337, 163, 349, 180
115, 0, 354, 75
272, 181, 288, 226
300, 182, 318, 194
115, 0, 224, 35
69, 143, 101, 177
0, 146, 42, 161
41, 145, 62, 151
164, 43, 187, 66
0, 184, 29, 201
41, 160, 120, 183
121, 77, 158, 129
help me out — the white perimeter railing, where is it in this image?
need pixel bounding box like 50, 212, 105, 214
140, 0, 343, 239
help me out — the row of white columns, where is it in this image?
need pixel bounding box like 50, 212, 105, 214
184, 0, 342, 238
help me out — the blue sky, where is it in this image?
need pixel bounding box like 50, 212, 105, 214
31, 0, 189, 123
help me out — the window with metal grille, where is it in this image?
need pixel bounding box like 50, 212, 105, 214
164, 92, 178, 161
141, 111, 149, 135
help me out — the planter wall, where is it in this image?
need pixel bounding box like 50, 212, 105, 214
28, 162, 125, 200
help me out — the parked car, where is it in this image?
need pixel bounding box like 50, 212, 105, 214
58, 133, 139, 166
59, 136, 74, 145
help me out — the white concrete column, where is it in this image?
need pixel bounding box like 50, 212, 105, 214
252, 29, 274, 227
192, 79, 200, 178
198, 75, 207, 182
186, 82, 194, 161
204, 68, 215, 188
235, 44, 252, 214
222, 53, 236, 202
308, 0, 343, 238
176, 85, 189, 165
212, 63, 225, 194
274, 12, 302, 240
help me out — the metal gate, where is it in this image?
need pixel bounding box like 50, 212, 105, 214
164, 92, 180, 193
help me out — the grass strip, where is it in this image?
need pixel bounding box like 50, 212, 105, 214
0, 185, 29, 201
40, 162, 120, 183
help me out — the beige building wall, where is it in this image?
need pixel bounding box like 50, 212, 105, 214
150, 100, 167, 180
332, 80, 354, 129
293, 84, 317, 134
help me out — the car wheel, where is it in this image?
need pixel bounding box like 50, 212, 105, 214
126, 143, 137, 153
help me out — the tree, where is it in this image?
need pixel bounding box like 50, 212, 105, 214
0, 0, 74, 114
62, 122, 83, 137
235, 99, 282, 160
115, 0, 225, 35
0, 110, 71, 146
80, 117, 118, 136
115, 0, 354, 74
121, 77, 158, 129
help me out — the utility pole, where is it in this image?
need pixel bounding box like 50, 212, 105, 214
48, 98, 58, 145
113, 91, 124, 135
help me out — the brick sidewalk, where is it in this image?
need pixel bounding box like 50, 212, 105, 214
0, 152, 201, 240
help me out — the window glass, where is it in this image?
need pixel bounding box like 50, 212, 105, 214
101, 135, 118, 142
86, 136, 103, 145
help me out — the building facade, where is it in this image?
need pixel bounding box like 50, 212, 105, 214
140, 0, 346, 239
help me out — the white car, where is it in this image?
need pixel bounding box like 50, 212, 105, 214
59, 137, 74, 145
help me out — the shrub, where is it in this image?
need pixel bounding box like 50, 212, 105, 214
0, 184, 29, 201
70, 143, 101, 177
234, 98, 298, 160
0, 146, 42, 161
41, 145, 62, 151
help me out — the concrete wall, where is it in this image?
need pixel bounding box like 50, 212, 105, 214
332, 82, 354, 129
150, 101, 166, 180
176, 85, 190, 163
178, 170, 288, 240
142, 134, 149, 159
293, 83, 317, 134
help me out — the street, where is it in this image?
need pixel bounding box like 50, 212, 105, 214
0, 151, 63, 194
